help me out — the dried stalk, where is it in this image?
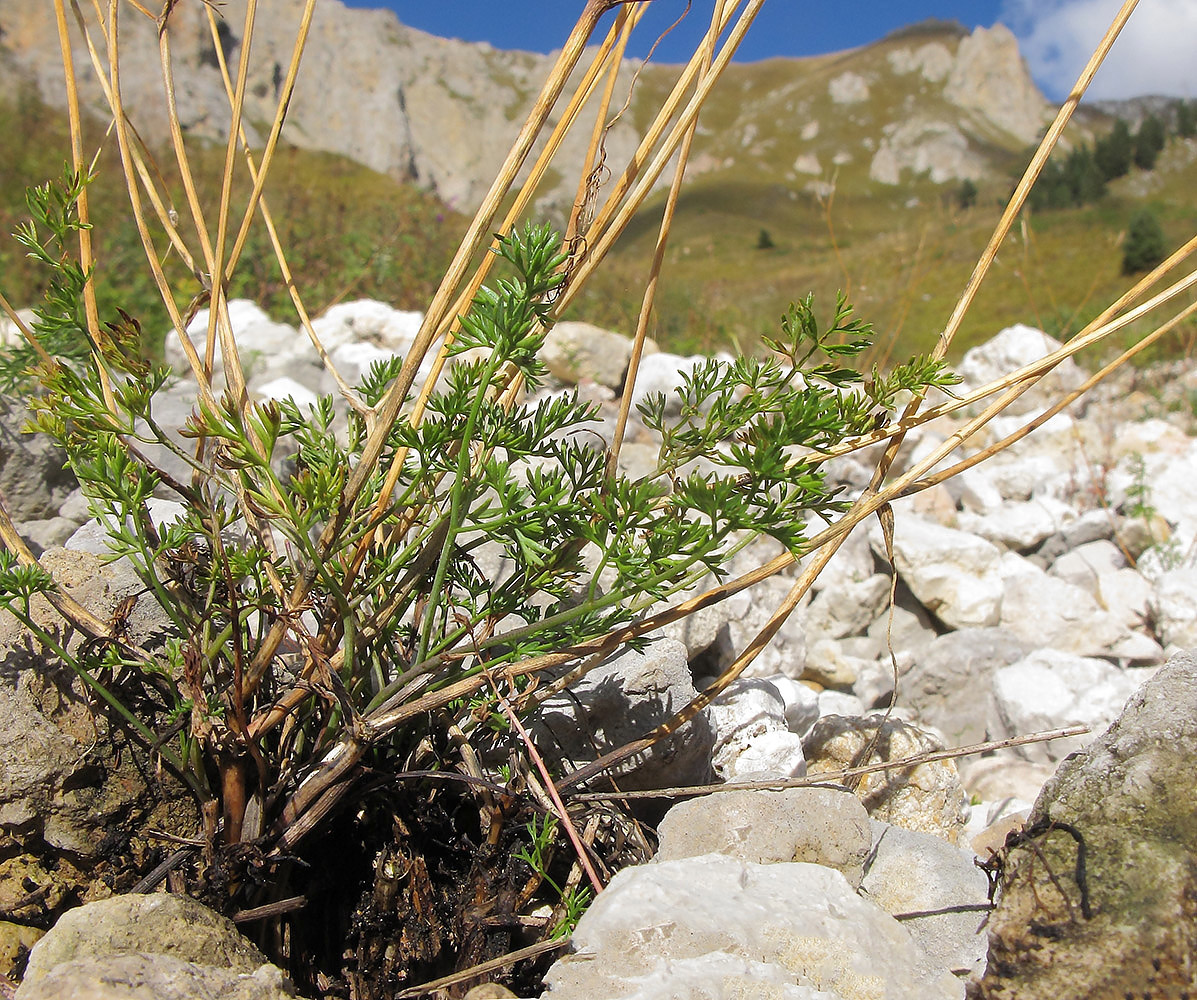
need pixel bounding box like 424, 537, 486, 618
569, 726, 1091, 801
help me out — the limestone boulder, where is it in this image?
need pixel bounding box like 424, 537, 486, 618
804, 715, 968, 843
540, 856, 962, 1000
15, 954, 302, 1000
655, 787, 872, 887
989, 649, 1158, 763
870, 515, 1004, 629
310, 299, 422, 354
540, 321, 640, 391
1150, 567, 1197, 651
862, 822, 991, 980
979, 648, 1197, 997
901, 628, 1032, 746
956, 497, 1068, 553
530, 638, 713, 792
945, 26, 1048, 144
16, 894, 304, 1000
999, 555, 1162, 662
955, 324, 1085, 417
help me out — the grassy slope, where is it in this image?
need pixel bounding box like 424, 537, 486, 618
4, 31, 1194, 368
0, 90, 467, 359
571, 27, 1197, 362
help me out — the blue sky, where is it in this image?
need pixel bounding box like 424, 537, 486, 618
344, 2, 1004, 64
342, 0, 1197, 100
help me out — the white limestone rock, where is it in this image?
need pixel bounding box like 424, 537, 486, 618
862, 822, 991, 979
999, 555, 1162, 661
1048, 539, 1127, 592
870, 118, 986, 185
955, 325, 1086, 417
957, 496, 1069, 552
253, 376, 319, 412
828, 71, 869, 104
540, 321, 641, 391
626, 352, 708, 417
762, 674, 821, 736
541, 856, 962, 1000
310, 299, 422, 353
1095, 567, 1154, 631
887, 42, 954, 82
870, 515, 1004, 629
655, 787, 872, 887
990, 649, 1158, 763
721, 728, 807, 781
166, 300, 309, 381
706, 678, 799, 780
1150, 568, 1197, 651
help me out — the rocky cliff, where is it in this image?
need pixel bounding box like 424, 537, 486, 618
0, 2, 1050, 212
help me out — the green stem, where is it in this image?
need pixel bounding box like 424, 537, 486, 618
415, 350, 507, 665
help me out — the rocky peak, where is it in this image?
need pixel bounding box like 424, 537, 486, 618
0, 2, 1051, 211
945, 24, 1048, 145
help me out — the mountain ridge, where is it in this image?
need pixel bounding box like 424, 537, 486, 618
0, 1, 1054, 217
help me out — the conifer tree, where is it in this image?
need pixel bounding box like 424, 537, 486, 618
1134, 114, 1166, 171
1095, 119, 1133, 181
1122, 208, 1167, 274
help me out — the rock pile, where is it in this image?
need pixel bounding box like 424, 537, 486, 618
2, 302, 1196, 997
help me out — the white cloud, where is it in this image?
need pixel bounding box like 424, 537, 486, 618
1002, 0, 1197, 100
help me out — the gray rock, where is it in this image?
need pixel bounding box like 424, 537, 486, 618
1035, 508, 1114, 562
801, 573, 891, 642
541, 856, 962, 1000
20, 894, 269, 983
871, 515, 1004, 629
902, 628, 1033, 746
1150, 567, 1197, 651
655, 787, 873, 887
979, 648, 1197, 997
15, 953, 303, 1000
862, 822, 991, 979
990, 649, 1157, 763
0, 550, 181, 863
531, 638, 713, 792
865, 599, 938, 661
14, 516, 78, 554
660, 571, 806, 680
65, 498, 187, 559
540, 321, 639, 391
804, 715, 968, 843
0, 399, 76, 522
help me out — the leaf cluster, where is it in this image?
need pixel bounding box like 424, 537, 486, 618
0, 174, 958, 869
